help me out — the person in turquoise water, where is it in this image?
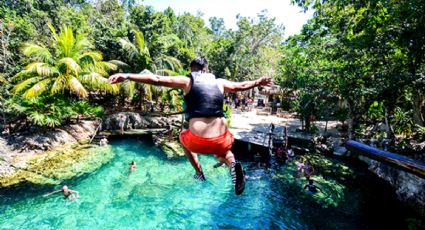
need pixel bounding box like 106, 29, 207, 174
43, 185, 79, 201
129, 160, 136, 174
304, 179, 321, 194
108, 57, 272, 195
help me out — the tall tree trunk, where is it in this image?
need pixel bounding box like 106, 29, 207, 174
413, 89, 425, 126
347, 98, 355, 140
384, 106, 393, 140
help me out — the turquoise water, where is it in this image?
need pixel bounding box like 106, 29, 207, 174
0, 138, 413, 229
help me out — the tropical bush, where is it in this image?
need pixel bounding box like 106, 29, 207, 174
6, 96, 103, 128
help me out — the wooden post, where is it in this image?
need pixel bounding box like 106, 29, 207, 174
346, 140, 425, 179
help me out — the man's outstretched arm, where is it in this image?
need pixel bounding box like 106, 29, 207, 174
218, 76, 273, 92
108, 71, 190, 91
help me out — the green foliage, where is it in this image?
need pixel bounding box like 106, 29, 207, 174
6, 95, 103, 128
223, 103, 233, 127
367, 101, 384, 121
393, 107, 414, 136
279, 0, 425, 139
415, 125, 425, 140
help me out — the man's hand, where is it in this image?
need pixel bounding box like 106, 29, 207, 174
256, 76, 273, 86
108, 73, 128, 84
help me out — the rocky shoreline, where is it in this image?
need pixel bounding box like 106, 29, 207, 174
0, 113, 184, 189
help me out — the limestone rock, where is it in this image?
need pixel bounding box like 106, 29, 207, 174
0, 144, 114, 188
360, 156, 425, 215
102, 112, 181, 131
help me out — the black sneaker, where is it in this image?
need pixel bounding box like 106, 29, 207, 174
193, 172, 206, 181
231, 162, 245, 195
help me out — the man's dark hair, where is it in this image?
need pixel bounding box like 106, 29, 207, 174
190, 57, 209, 72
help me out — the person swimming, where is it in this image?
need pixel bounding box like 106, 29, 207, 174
43, 185, 79, 201
304, 179, 321, 194
129, 161, 136, 173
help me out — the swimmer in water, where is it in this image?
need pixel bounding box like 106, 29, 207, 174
130, 161, 136, 174
44, 185, 79, 201
304, 179, 321, 194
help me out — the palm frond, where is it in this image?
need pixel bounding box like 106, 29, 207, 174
79, 72, 119, 94
154, 55, 182, 72
97, 61, 117, 72
51, 75, 68, 94
11, 76, 43, 94
119, 38, 139, 60
0, 74, 9, 84
79, 72, 104, 86
67, 76, 88, 97
48, 23, 59, 42
22, 78, 53, 99
24, 62, 58, 77
21, 43, 53, 63
134, 30, 150, 56
58, 57, 81, 75
11, 70, 34, 83
78, 51, 103, 66
57, 24, 75, 57
74, 34, 94, 56
108, 60, 129, 69
155, 69, 179, 76
121, 80, 136, 99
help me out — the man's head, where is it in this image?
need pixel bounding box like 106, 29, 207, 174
190, 57, 209, 72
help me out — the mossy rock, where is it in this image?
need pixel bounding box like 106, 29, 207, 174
0, 145, 114, 188
159, 141, 185, 158
77, 138, 90, 145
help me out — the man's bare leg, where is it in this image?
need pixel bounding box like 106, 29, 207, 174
217, 150, 245, 195
217, 150, 236, 166
182, 145, 205, 180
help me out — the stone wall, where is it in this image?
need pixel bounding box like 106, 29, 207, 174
102, 112, 182, 131
359, 156, 425, 216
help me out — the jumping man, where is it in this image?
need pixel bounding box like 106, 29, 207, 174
108, 57, 272, 195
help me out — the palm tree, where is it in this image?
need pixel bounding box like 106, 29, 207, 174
118, 30, 183, 110
12, 24, 120, 99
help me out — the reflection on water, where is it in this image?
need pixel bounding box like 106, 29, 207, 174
0, 138, 415, 229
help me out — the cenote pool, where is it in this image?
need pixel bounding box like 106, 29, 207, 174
0, 138, 416, 229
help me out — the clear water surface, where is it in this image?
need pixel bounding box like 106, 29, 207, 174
0, 138, 412, 229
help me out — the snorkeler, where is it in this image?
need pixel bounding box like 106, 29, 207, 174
43, 185, 79, 201
108, 57, 272, 195
129, 161, 136, 173
304, 179, 321, 194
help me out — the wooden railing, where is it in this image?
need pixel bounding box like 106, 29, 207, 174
345, 140, 425, 179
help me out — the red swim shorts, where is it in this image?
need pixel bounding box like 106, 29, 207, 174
179, 129, 234, 156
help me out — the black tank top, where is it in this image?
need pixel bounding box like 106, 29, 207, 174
184, 72, 224, 120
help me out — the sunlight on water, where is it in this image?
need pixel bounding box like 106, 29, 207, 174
0, 139, 408, 229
